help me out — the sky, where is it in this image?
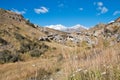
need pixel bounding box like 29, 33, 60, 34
0, 0, 120, 28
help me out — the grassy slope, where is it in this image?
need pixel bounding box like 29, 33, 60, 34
0, 42, 120, 80
0, 9, 120, 80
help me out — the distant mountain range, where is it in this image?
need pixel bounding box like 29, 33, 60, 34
45, 24, 88, 33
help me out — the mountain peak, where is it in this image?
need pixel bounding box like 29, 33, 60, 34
45, 24, 66, 31
70, 24, 88, 30
45, 24, 88, 33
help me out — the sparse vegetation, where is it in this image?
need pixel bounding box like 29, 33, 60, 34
19, 41, 49, 57
25, 19, 36, 28
0, 37, 8, 45
14, 33, 25, 41
0, 8, 120, 80
69, 67, 120, 80
103, 40, 110, 47
0, 50, 21, 64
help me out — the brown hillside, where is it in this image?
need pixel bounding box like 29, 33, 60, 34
0, 8, 120, 80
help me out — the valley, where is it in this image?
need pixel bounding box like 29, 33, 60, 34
0, 8, 120, 80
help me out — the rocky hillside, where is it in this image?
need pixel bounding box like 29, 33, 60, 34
0, 8, 120, 63
0, 8, 120, 80
40, 19, 120, 49
0, 8, 50, 63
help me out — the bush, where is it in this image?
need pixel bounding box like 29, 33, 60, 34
29, 43, 49, 57
19, 42, 31, 53
30, 50, 43, 57
0, 50, 21, 64
14, 33, 25, 41
0, 50, 11, 63
0, 30, 10, 36
19, 41, 49, 57
26, 20, 36, 28
19, 42, 40, 53
0, 37, 8, 45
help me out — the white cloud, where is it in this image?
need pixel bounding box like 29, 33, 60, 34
113, 11, 120, 15
79, 8, 83, 11
98, 6, 108, 14
94, 2, 108, 15
11, 8, 26, 14
94, 2, 103, 6
34, 6, 48, 14
97, 2, 103, 6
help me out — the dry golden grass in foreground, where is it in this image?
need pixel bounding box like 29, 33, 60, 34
63, 43, 120, 80
0, 42, 120, 80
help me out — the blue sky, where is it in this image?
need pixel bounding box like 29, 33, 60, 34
0, 0, 120, 28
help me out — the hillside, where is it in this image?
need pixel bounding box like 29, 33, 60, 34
0, 8, 120, 80
0, 8, 51, 63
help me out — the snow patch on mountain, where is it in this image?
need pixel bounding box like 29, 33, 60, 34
45, 24, 88, 32
45, 24, 66, 31
70, 24, 88, 30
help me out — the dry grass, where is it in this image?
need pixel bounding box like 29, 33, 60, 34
0, 42, 120, 80
0, 58, 59, 80
60, 43, 120, 80
1, 9, 120, 80
0, 41, 120, 80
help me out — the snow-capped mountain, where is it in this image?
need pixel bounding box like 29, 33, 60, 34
65, 24, 88, 32
45, 24, 88, 32
45, 24, 66, 31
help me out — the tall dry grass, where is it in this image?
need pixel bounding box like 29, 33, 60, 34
60, 43, 120, 80
0, 42, 120, 80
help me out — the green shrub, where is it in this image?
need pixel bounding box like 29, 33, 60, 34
0, 30, 10, 36
29, 44, 49, 57
19, 42, 42, 53
25, 20, 36, 28
30, 50, 43, 57
0, 50, 21, 64
0, 37, 8, 45
14, 33, 25, 41
19, 41, 49, 57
